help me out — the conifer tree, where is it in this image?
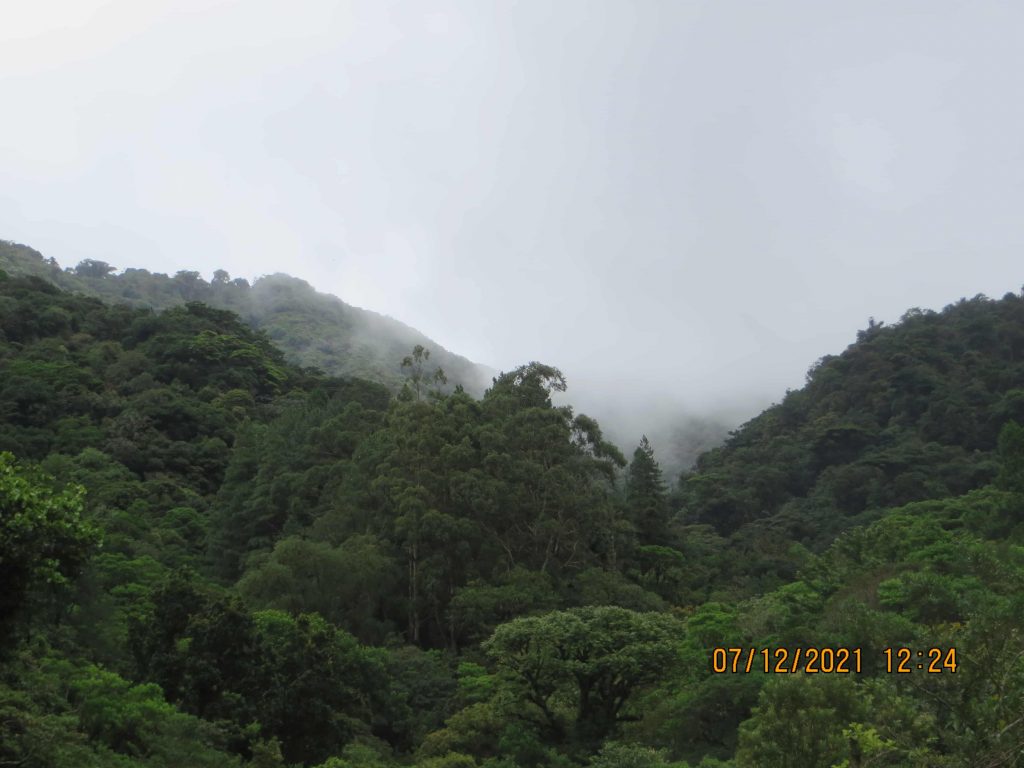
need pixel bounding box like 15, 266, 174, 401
626, 436, 670, 545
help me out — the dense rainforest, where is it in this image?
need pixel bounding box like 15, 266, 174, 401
0, 241, 721, 480
0, 240, 490, 394
2, 244, 1024, 767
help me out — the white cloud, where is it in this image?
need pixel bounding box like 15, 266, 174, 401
3, 0, 1024, 447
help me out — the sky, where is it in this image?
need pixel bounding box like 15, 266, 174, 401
3, 0, 1024, 455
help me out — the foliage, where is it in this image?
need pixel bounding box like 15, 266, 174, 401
0, 651, 238, 767
0, 240, 490, 394
0, 452, 99, 646
676, 293, 1024, 593
483, 606, 683, 749
3, 240, 1024, 766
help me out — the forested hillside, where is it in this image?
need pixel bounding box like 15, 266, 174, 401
2, 263, 1024, 767
0, 240, 491, 394
678, 295, 1024, 596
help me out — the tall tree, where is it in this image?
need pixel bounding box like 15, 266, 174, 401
401, 345, 447, 401
73, 259, 116, 279
626, 436, 670, 545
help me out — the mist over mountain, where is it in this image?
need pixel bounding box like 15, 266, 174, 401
557, 390, 751, 481
0, 239, 493, 395
1, 238, 743, 475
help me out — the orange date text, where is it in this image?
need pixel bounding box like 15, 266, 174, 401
710, 647, 863, 674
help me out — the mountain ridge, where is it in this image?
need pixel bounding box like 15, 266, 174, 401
0, 239, 494, 395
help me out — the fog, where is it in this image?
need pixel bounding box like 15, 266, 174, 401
4, 1, 1024, 472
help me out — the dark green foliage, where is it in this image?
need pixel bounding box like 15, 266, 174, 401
483, 606, 683, 750
626, 436, 670, 545
676, 293, 1024, 593
248, 610, 386, 765
0, 453, 99, 646
210, 379, 390, 580
0, 240, 489, 394
0, 651, 239, 767
128, 570, 387, 764
5, 239, 1024, 767
996, 420, 1024, 493
214, 358, 636, 650
237, 534, 399, 643
735, 674, 871, 768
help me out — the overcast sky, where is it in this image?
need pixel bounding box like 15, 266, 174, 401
3, 0, 1024, 446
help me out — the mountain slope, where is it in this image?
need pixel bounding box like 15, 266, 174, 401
0, 239, 492, 394
3, 266, 1024, 766
676, 288, 1024, 592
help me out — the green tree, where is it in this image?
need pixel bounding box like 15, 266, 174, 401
627, 436, 671, 545
996, 420, 1024, 493
484, 606, 682, 749
0, 452, 99, 645
401, 345, 447, 401
238, 534, 399, 643
73, 259, 116, 279
251, 610, 385, 765
735, 674, 867, 768
589, 742, 683, 768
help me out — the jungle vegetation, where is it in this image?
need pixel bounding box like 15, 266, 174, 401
2, 243, 1024, 767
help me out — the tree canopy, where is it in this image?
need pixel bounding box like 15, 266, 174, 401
3, 242, 1024, 767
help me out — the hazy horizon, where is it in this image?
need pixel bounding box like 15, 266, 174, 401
4, 0, 1024, 464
